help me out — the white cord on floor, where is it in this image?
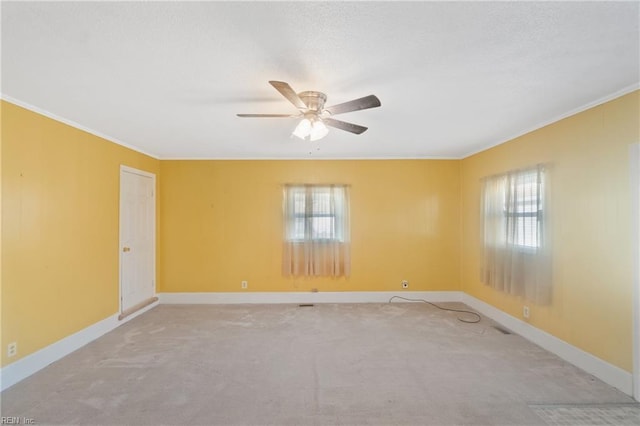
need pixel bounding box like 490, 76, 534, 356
388, 295, 482, 323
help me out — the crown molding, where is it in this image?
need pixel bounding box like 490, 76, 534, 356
462, 83, 640, 159
0, 95, 160, 160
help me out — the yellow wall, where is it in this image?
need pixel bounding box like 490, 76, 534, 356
160, 160, 460, 293
1, 101, 159, 367
460, 91, 640, 371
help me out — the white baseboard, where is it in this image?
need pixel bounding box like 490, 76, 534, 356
0, 300, 158, 391
461, 294, 633, 396
157, 291, 464, 305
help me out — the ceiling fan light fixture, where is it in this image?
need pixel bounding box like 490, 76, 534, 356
292, 118, 312, 140
309, 119, 329, 141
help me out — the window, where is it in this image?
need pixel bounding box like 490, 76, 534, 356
282, 184, 350, 277
285, 185, 347, 242
480, 165, 551, 303
505, 169, 544, 249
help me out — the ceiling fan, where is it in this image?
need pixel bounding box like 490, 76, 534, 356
237, 81, 381, 141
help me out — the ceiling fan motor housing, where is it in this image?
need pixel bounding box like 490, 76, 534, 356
298, 91, 327, 113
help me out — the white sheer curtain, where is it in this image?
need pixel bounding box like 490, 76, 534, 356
282, 184, 350, 277
480, 164, 552, 304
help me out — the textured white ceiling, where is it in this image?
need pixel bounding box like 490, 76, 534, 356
2, 1, 638, 159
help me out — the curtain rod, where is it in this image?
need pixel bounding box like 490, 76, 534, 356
283, 183, 352, 187
479, 163, 547, 181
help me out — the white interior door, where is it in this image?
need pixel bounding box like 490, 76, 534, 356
631, 143, 640, 401
120, 166, 156, 313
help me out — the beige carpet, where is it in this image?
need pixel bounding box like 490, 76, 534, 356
1, 303, 637, 425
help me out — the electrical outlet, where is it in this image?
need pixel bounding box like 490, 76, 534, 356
401, 280, 409, 289
8, 342, 17, 358
523, 306, 530, 319
241, 281, 248, 289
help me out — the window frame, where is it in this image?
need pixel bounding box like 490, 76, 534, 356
505, 173, 544, 251
285, 185, 347, 243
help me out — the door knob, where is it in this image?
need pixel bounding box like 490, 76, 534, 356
123, 247, 131, 252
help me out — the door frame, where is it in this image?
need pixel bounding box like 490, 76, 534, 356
631, 143, 640, 401
119, 165, 157, 316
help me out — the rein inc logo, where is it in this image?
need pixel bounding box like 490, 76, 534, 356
1, 418, 35, 425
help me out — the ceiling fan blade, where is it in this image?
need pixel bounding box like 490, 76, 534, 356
269, 81, 307, 110
323, 118, 368, 135
236, 114, 297, 118
325, 95, 381, 115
